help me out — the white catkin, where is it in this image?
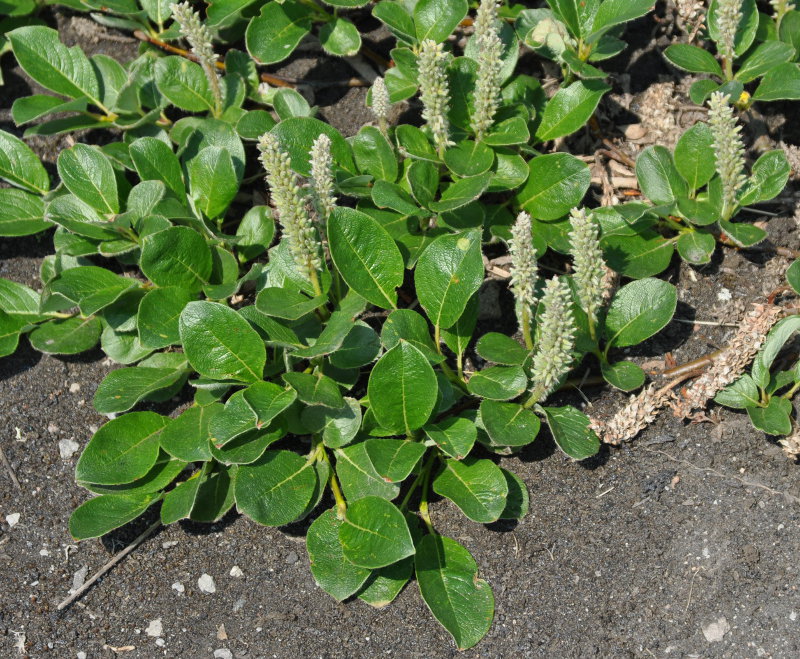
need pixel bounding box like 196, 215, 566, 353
258, 133, 322, 280
309, 134, 336, 223
530, 278, 576, 401
170, 2, 221, 113
509, 211, 538, 332
371, 76, 390, 135
716, 0, 743, 74
471, 0, 503, 140
707, 91, 747, 222
568, 207, 607, 328
417, 39, 453, 155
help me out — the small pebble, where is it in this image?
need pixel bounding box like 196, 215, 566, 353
214, 650, 233, 659
69, 382, 81, 394
6, 513, 20, 527
702, 617, 730, 642
286, 551, 298, 564
198, 573, 217, 594
59, 439, 80, 460
217, 624, 228, 640
145, 619, 163, 637
155, 639, 165, 647
172, 582, 185, 594
77, 652, 87, 659
230, 566, 243, 578
72, 566, 88, 592
233, 598, 245, 612
162, 540, 179, 549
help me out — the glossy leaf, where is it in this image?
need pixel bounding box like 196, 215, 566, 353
541, 405, 600, 459
0, 128, 49, 194
69, 493, 158, 540
339, 496, 415, 569
140, 226, 213, 291
432, 457, 508, 523
515, 153, 590, 221
603, 278, 677, 348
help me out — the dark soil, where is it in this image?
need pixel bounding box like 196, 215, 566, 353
2, 6, 800, 658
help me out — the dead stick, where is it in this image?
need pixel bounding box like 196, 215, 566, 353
0, 445, 21, 491
57, 520, 162, 611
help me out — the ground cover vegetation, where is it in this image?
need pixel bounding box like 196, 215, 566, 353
0, 0, 798, 649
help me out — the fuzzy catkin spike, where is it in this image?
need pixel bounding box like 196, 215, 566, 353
771, 0, 796, 32
509, 211, 538, 347
470, 0, 503, 141
417, 39, 453, 156
707, 92, 747, 223
671, 303, 783, 418
309, 134, 336, 224
530, 278, 576, 402
258, 133, 322, 284
716, 0, 742, 79
371, 76, 391, 136
170, 2, 221, 115
568, 208, 607, 333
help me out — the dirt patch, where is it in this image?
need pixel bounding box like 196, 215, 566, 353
1, 6, 800, 658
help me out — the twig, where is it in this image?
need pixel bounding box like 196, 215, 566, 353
57, 520, 162, 611
685, 566, 703, 613
672, 318, 740, 327
0, 445, 21, 491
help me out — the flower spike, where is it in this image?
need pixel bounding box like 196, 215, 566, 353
509, 211, 538, 350
417, 39, 453, 157
568, 207, 607, 339
530, 278, 576, 403
707, 91, 746, 223
471, 0, 504, 141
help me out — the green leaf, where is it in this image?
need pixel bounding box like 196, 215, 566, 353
407, 160, 440, 208
301, 397, 362, 448
335, 442, 400, 500
154, 56, 215, 112
0, 188, 49, 237
603, 278, 677, 348
330, 323, 381, 369
0, 277, 42, 321
28, 316, 102, 355
140, 226, 212, 291
479, 400, 541, 448
440, 293, 477, 360
307, 509, 372, 600
373, 1, 416, 42
283, 371, 344, 408
535, 80, 610, 142
674, 123, 716, 191
270, 116, 355, 176
364, 439, 426, 483
381, 309, 442, 363
541, 405, 600, 459
415, 534, 494, 650
371, 179, 423, 215
256, 287, 324, 320
787, 259, 800, 296
188, 146, 238, 219
590, 0, 654, 38
635, 145, 688, 206
483, 115, 531, 146
234, 450, 316, 526
601, 359, 645, 392
76, 412, 168, 485
475, 333, 528, 365
719, 219, 766, 248
676, 231, 715, 265
443, 141, 495, 178
236, 206, 275, 260
129, 137, 185, 202
43, 266, 138, 316
81, 451, 186, 496
319, 16, 361, 56
664, 43, 723, 75
69, 493, 158, 540
0, 129, 49, 194
429, 173, 492, 213
137, 287, 194, 349
245, 1, 312, 65
160, 471, 203, 525
94, 365, 187, 414
57, 144, 118, 214
739, 150, 792, 205
368, 341, 437, 434
499, 468, 529, 520
601, 231, 674, 279
467, 365, 528, 400
414, 0, 468, 43
690, 78, 721, 105
736, 41, 795, 83
8, 26, 101, 106
328, 207, 405, 309
433, 457, 508, 523
747, 397, 792, 435
211, 421, 287, 465
415, 230, 484, 329
515, 153, 590, 221
357, 557, 414, 608
353, 126, 398, 182
159, 404, 218, 462
339, 496, 415, 569
190, 463, 237, 522
180, 301, 266, 383
424, 416, 477, 460
715, 374, 760, 409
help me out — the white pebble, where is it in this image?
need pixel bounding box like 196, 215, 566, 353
162, 540, 179, 549
229, 566, 243, 578
172, 582, 185, 594
71, 566, 88, 592
213, 650, 233, 659
702, 617, 730, 642
59, 439, 80, 460
155, 638, 165, 647
6, 513, 20, 527
717, 287, 732, 302
145, 618, 163, 637
77, 653, 87, 659
69, 382, 81, 394
198, 573, 216, 594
